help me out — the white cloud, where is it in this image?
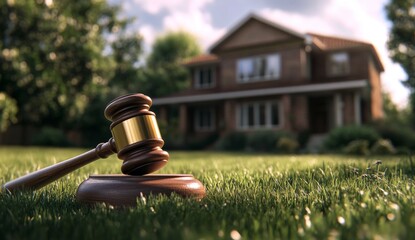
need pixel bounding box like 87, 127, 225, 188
163, 10, 226, 50
132, 0, 213, 14
138, 24, 157, 53
132, 0, 225, 51
259, 0, 409, 107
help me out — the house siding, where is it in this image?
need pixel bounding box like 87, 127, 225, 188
292, 95, 309, 131
343, 92, 356, 125
368, 57, 383, 120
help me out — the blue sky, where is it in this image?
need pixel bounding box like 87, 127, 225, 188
110, 0, 408, 107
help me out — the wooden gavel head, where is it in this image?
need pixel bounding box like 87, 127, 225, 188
105, 93, 169, 175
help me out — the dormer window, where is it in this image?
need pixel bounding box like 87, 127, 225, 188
327, 52, 350, 76
237, 53, 281, 83
194, 67, 215, 89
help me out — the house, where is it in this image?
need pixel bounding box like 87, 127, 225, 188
152, 14, 384, 146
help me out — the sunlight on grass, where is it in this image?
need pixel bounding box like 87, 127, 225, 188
1, 147, 415, 239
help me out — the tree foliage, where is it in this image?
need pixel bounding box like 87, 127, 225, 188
147, 31, 201, 68
386, 0, 415, 90
0, 92, 17, 132
141, 31, 201, 97
381, 91, 411, 127
110, 34, 143, 93
0, 0, 140, 129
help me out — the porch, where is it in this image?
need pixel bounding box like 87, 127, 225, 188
155, 90, 369, 146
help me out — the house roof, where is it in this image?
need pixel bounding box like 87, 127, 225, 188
308, 33, 372, 50
209, 13, 305, 53
182, 54, 219, 66
307, 33, 384, 71
183, 14, 384, 71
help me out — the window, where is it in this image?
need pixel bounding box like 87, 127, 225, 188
327, 52, 350, 76
194, 108, 215, 131
236, 101, 281, 129
237, 53, 281, 82
195, 67, 215, 89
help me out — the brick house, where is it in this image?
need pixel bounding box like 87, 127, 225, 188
152, 14, 384, 145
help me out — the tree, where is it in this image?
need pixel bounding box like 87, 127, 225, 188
142, 31, 201, 97
386, 0, 415, 90
147, 31, 201, 68
0, 0, 135, 129
109, 34, 143, 93
382, 91, 410, 124
0, 92, 17, 132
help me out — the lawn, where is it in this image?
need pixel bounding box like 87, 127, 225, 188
1, 147, 415, 239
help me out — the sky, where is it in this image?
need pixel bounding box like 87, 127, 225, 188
110, 0, 408, 107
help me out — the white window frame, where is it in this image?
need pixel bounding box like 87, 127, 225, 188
236, 100, 282, 130
194, 67, 216, 89
327, 52, 350, 76
236, 53, 281, 83
194, 108, 216, 132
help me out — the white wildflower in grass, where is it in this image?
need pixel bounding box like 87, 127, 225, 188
389, 203, 400, 211
360, 203, 367, 208
230, 230, 241, 240
140, 192, 146, 205
337, 216, 346, 225
304, 215, 312, 228
359, 190, 364, 195
379, 188, 388, 196
305, 207, 311, 215
387, 213, 395, 221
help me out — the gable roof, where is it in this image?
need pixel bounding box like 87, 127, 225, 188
308, 33, 372, 50
308, 33, 384, 71
209, 13, 305, 53
184, 14, 384, 72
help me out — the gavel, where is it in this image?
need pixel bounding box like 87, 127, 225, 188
3, 93, 170, 192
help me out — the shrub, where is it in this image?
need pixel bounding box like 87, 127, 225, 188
343, 139, 370, 155
297, 129, 310, 149
371, 139, 396, 155
246, 131, 290, 152
31, 127, 71, 147
215, 132, 246, 151
323, 125, 380, 151
277, 137, 299, 153
373, 122, 415, 150
186, 133, 220, 150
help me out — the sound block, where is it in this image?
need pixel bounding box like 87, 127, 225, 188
76, 174, 206, 207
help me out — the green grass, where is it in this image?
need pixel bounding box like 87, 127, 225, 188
1, 147, 415, 239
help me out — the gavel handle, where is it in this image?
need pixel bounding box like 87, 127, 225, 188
3, 139, 117, 192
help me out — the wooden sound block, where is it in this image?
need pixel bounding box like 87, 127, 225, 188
76, 174, 206, 207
